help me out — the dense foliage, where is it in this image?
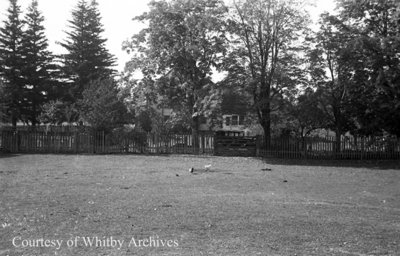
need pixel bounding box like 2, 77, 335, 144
123, 0, 228, 149
0, 0, 128, 130
121, 0, 400, 142
78, 79, 132, 131
0, 0, 399, 142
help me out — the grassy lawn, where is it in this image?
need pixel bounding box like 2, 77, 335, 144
0, 154, 399, 256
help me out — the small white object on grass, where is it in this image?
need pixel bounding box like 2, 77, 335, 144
189, 167, 194, 173
204, 164, 211, 171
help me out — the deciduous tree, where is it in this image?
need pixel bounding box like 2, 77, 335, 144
308, 13, 357, 151
288, 87, 326, 138
337, 0, 400, 136
78, 79, 132, 131
38, 100, 66, 125
124, 0, 228, 151
224, 0, 310, 148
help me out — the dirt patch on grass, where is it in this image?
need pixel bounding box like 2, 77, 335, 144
0, 154, 399, 255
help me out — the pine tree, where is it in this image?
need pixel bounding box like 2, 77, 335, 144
60, 0, 116, 104
0, 0, 24, 127
20, 0, 55, 126
86, 0, 115, 76
0, 80, 6, 122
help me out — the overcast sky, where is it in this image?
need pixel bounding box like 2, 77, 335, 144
0, 0, 336, 72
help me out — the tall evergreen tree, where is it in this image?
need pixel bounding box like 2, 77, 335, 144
87, 0, 115, 74
60, 0, 115, 104
0, 80, 6, 122
20, 0, 56, 126
0, 0, 24, 127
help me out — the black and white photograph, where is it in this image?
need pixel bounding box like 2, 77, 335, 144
0, 0, 399, 255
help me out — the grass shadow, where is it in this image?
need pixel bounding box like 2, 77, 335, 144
0, 153, 20, 159
259, 158, 400, 170
189, 168, 234, 175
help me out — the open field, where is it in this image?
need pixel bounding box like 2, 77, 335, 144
0, 154, 399, 256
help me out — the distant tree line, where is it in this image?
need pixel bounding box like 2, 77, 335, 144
1, 0, 399, 150
0, 0, 130, 131
123, 0, 400, 151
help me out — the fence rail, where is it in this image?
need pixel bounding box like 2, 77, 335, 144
1, 128, 399, 159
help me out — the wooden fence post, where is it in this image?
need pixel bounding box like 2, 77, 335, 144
102, 130, 106, 153
155, 133, 159, 154
74, 131, 79, 153
213, 133, 218, 156
91, 130, 95, 154
201, 134, 205, 154
361, 137, 365, 160
15, 131, 19, 152
255, 135, 260, 157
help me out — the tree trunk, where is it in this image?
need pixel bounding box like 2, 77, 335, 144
262, 121, 271, 150
260, 108, 271, 151
192, 115, 200, 154
32, 98, 37, 127
335, 128, 342, 157
12, 115, 17, 129
261, 75, 272, 150
260, 93, 271, 150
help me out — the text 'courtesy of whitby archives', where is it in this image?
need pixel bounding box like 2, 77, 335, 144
11, 236, 180, 250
